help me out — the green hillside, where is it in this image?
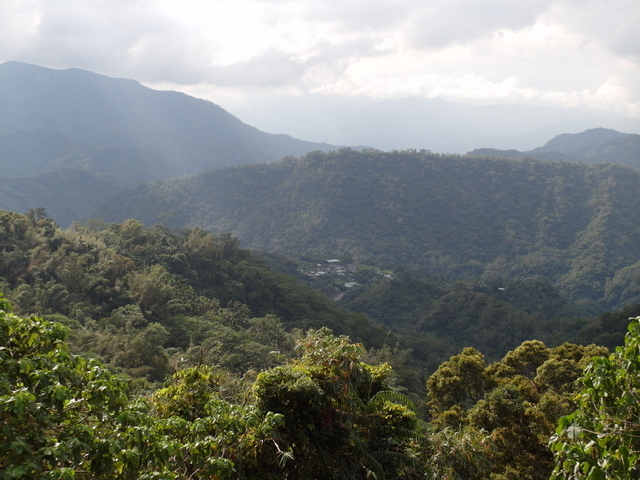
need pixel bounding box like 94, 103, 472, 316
0, 210, 386, 352
2, 211, 638, 479
0, 168, 122, 226
96, 149, 640, 310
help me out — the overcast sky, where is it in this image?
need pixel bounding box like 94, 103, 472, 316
1, 0, 638, 118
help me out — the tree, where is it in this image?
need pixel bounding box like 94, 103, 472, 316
0, 296, 165, 479
253, 328, 417, 479
426, 347, 490, 427
550, 317, 640, 479
0, 297, 288, 479
426, 340, 607, 480
150, 365, 287, 479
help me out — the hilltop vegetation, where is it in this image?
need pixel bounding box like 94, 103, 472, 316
0, 210, 387, 383
97, 148, 640, 311
2, 209, 634, 395
2, 212, 638, 479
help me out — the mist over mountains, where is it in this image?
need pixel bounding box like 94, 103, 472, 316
226, 94, 640, 153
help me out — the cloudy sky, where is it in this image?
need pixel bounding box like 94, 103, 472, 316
1, 0, 639, 119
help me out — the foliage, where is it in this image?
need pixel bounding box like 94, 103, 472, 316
0, 299, 420, 479
414, 426, 495, 480
0, 299, 290, 479
0, 296, 147, 479
254, 328, 417, 479
426, 339, 608, 480
1, 208, 636, 478
148, 365, 287, 479
550, 317, 640, 479
572, 303, 640, 350
0, 212, 387, 384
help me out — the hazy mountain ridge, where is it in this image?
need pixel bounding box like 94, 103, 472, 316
0, 61, 340, 226
0, 61, 338, 176
469, 128, 640, 169
95, 149, 640, 311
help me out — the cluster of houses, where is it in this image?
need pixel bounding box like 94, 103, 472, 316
302, 259, 359, 287
303, 259, 392, 289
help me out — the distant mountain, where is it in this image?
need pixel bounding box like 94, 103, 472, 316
224, 94, 640, 153
0, 61, 337, 177
0, 62, 341, 223
95, 149, 640, 311
469, 128, 640, 169
534, 128, 628, 154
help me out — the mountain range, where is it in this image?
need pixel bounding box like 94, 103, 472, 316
1, 62, 639, 227
0, 61, 339, 224
2, 62, 640, 314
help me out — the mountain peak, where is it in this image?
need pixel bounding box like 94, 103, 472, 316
536, 128, 628, 154
0, 62, 338, 175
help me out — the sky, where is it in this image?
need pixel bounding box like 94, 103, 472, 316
1, 0, 639, 120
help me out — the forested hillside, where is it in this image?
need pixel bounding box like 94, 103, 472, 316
0, 210, 388, 379
2, 209, 639, 479
97, 149, 640, 311
0, 130, 178, 184
0, 168, 122, 227
2, 209, 635, 387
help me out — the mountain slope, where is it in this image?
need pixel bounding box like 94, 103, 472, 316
0, 130, 178, 184
95, 149, 640, 310
533, 128, 628, 154
0, 168, 121, 226
0, 61, 337, 175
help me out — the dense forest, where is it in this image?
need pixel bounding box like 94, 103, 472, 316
1, 210, 639, 479
97, 149, 640, 312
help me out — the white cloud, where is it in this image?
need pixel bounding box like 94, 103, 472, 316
406, 0, 555, 48
0, 0, 637, 117
553, 0, 640, 60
